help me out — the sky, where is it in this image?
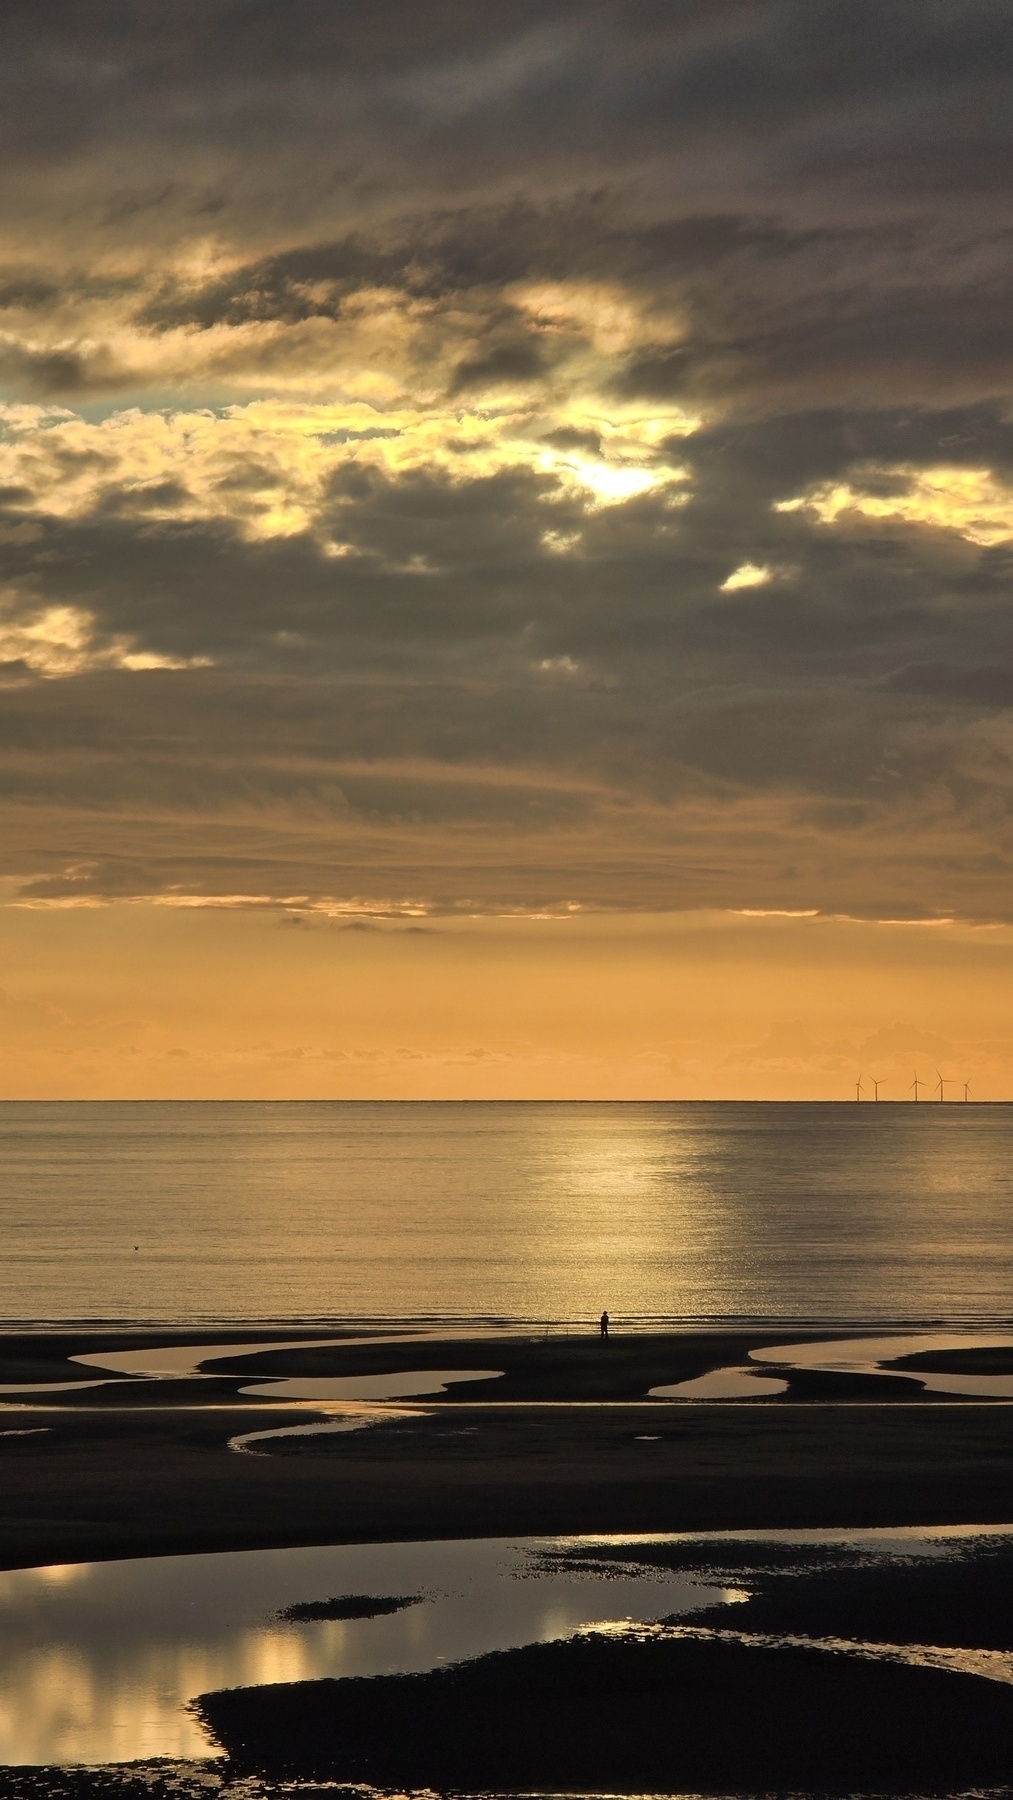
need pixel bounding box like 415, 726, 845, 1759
2, 0, 1013, 1098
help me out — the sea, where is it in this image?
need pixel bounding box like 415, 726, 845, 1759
1, 1099, 1011, 1328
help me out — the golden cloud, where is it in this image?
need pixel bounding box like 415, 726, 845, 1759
776, 465, 1013, 546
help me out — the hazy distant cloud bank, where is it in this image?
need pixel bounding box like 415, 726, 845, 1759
1, 0, 1013, 921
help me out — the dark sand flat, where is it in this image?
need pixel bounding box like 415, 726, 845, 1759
191, 1526, 1013, 1794
2, 1385, 1013, 1568
198, 1629, 1013, 1794
897, 1344, 1013, 1374
1, 1327, 1013, 1569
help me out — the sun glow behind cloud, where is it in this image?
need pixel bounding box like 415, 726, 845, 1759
0, 397, 688, 551
0, 601, 210, 677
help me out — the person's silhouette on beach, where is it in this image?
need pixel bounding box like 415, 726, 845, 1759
600, 1309, 609, 1339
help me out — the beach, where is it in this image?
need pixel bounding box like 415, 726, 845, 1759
2, 1325, 1013, 1568
3, 1324, 1013, 1793
1, 1324, 1013, 1785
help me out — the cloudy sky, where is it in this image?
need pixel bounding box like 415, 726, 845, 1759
2, 0, 1013, 1097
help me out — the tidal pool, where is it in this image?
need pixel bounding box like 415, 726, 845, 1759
61, 1328, 1013, 1405
650, 1368, 789, 1399
238, 1368, 503, 1401
5, 1525, 1013, 1767
0, 1534, 739, 1766
750, 1332, 1013, 1397
70, 1334, 373, 1380
69, 1328, 503, 1382
648, 1332, 1013, 1401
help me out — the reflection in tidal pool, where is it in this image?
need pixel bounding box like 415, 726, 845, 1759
0, 1535, 735, 1766
650, 1368, 789, 1399
69, 1328, 496, 1381
238, 1367, 503, 1400
750, 1332, 1013, 1396
228, 1403, 423, 1452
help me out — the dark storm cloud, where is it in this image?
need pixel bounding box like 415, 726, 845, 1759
885, 662, 1013, 707
0, 412, 1010, 815
0, 4, 1007, 425
0, 341, 128, 397
134, 205, 824, 332
2, 2, 1013, 918
4, 1, 1012, 185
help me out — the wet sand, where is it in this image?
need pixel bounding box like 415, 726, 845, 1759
192, 1531, 1013, 1792
1, 1326, 1013, 1568
198, 1628, 1013, 1794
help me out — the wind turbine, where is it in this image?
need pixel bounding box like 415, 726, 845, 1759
936, 1070, 952, 1102
910, 1071, 925, 1102
855, 1076, 864, 1102
963, 1080, 972, 1102
870, 1077, 883, 1100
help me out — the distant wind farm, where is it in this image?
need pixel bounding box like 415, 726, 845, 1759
854, 1074, 974, 1100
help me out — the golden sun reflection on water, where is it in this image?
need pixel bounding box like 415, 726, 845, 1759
34, 1564, 88, 1587
522, 1111, 738, 1318
0, 1614, 372, 1762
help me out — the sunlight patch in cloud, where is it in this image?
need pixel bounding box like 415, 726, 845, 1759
720, 562, 773, 591
776, 466, 1013, 546
0, 403, 75, 435
735, 907, 819, 918
509, 280, 681, 359
0, 601, 210, 678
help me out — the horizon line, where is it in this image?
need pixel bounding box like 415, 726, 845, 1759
0, 1096, 1006, 1106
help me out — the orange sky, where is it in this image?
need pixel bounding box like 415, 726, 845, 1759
2, 902, 1009, 1099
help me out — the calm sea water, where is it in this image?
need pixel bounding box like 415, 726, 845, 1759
0, 1101, 1012, 1327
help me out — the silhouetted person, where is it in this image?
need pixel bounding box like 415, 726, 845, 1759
600, 1310, 609, 1339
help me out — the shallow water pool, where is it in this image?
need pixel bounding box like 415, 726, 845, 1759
0, 1533, 738, 1765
